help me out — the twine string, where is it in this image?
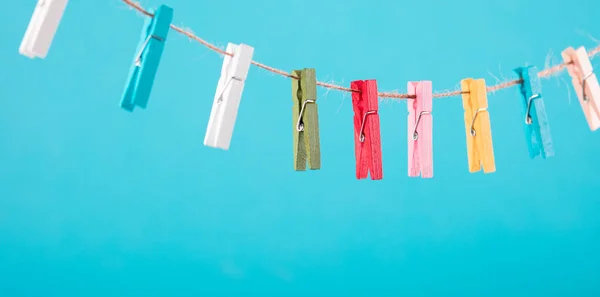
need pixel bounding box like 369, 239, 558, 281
122, 0, 600, 100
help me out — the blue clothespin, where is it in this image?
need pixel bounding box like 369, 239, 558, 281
120, 5, 173, 112
513, 66, 554, 159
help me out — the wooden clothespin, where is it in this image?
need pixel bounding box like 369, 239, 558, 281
514, 66, 554, 159
407, 81, 433, 178
351, 80, 383, 180
19, 0, 69, 59
204, 43, 254, 150
120, 5, 173, 112
561, 46, 600, 131
461, 78, 496, 173
292, 68, 321, 170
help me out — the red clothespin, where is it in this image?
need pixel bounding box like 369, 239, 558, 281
351, 80, 383, 180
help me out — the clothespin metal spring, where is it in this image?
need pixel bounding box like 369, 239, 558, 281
583, 72, 593, 102
525, 94, 541, 124
469, 108, 488, 136
412, 111, 432, 140
359, 111, 377, 142
296, 99, 316, 132
134, 34, 164, 66
216, 76, 243, 103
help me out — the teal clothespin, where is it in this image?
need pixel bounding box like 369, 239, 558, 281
120, 5, 173, 112
513, 66, 554, 159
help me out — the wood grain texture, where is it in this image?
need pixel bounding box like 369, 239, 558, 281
292, 70, 307, 171
300, 69, 321, 170
514, 66, 554, 159
407, 81, 433, 178
461, 79, 477, 173
461, 78, 496, 174
351, 79, 383, 180
474, 79, 496, 174
292, 68, 320, 171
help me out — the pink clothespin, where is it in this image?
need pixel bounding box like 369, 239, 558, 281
407, 81, 433, 178
561, 46, 600, 131
351, 79, 383, 180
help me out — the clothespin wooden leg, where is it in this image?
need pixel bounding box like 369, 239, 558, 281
292, 70, 307, 171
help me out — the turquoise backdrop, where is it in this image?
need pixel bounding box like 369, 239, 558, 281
1, 0, 600, 296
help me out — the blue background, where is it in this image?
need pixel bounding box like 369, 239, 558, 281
1, 0, 599, 296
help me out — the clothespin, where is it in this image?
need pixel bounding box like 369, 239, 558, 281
292, 68, 321, 170
561, 46, 600, 131
19, 0, 69, 59
351, 80, 383, 180
513, 66, 554, 159
204, 43, 254, 150
120, 5, 173, 112
407, 81, 433, 178
460, 78, 496, 173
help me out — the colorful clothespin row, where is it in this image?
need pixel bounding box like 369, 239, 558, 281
561, 46, 600, 131
120, 5, 173, 112
19, 0, 69, 59
460, 78, 496, 173
204, 43, 254, 150
513, 66, 554, 159
292, 68, 321, 170
407, 81, 433, 178
351, 80, 383, 180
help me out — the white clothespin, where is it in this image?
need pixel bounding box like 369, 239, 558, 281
19, 0, 69, 59
204, 43, 254, 150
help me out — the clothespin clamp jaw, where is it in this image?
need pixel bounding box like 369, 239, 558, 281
292, 68, 321, 171
561, 46, 600, 131
460, 78, 496, 173
204, 43, 254, 150
351, 80, 383, 180
120, 5, 173, 112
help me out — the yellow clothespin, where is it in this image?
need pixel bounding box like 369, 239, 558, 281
292, 68, 321, 171
461, 78, 496, 173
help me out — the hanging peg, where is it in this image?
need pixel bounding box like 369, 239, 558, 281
351, 80, 383, 180
513, 66, 554, 159
292, 68, 321, 170
407, 81, 433, 178
19, 0, 69, 59
461, 78, 496, 173
120, 5, 173, 112
204, 43, 254, 150
561, 46, 600, 131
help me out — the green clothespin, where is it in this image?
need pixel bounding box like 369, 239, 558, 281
292, 68, 321, 171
